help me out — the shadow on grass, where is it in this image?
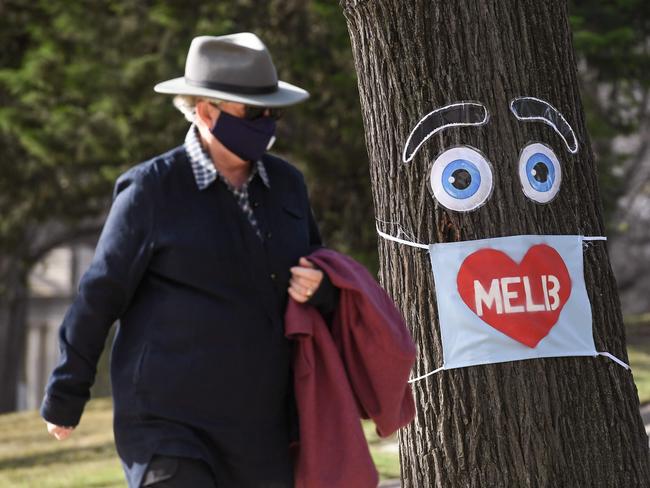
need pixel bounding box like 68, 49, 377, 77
0, 442, 116, 471
79, 481, 123, 488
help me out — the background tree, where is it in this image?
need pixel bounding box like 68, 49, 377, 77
341, 0, 650, 486
0, 0, 371, 412
569, 0, 650, 315
570, 0, 650, 223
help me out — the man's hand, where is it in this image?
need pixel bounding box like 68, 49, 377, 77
46, 421, 75, 440
289, 257, 324, 303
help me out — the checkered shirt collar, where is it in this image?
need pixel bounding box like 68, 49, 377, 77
184, 123, 270, 191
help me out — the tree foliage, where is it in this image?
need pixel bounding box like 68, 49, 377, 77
0, 0, 373, 412
0, 0, 372, 270
1, 0, 646, 279
570, 0, 650, 226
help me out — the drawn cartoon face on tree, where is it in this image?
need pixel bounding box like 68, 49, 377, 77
379, 98, 626, 378
402, 97, 578, 212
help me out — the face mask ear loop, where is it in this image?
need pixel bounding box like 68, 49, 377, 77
375, 223, 430, 250
581, 235, 607, 251
408, 366, 445, 383
266, 135, 276, 150
595, 352, 630, 370
580, 237, 629, 371
375, 222, 440, 382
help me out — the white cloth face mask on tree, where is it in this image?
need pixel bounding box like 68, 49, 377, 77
377, 229, 628, 382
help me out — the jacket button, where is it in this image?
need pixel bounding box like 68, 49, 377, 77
252, 201, 260, 208
270, 273, 277, 280
266, 231, 273, 239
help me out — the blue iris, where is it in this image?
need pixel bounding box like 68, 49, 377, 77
526, 152, 555, 192
441, 159, 481, 199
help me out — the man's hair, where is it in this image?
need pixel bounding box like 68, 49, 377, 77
173, 95, 223, 123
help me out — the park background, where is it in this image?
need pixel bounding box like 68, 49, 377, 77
0, 0, 648, 486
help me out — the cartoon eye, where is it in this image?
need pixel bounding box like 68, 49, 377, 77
430, 146, 493, 212
518, 142, 562, 203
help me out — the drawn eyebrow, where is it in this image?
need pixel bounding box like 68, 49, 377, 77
402, 102, 489, 163
509, 96, 578, 154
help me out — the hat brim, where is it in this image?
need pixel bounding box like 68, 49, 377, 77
154, 76, 309, 107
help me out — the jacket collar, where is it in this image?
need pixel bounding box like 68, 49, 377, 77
184, 123, 270, 191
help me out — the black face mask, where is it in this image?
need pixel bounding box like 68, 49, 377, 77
210, 111, 276, 162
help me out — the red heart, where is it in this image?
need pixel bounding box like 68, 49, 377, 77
456, 244, 572, 348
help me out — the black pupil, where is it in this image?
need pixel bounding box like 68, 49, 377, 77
451, 169, 472, 190
532, 162, 549, 182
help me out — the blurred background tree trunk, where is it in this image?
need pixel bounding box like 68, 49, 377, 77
341, 0, 650, 486
0, 260, 28, 412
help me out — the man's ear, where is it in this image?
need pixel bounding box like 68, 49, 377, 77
195, 100, 218, 129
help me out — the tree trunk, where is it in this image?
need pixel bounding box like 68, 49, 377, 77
0, 259, 28, 413
341, 0, 650, 486
0, 220, 103, 413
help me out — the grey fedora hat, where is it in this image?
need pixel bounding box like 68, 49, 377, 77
154, 33, 309, 107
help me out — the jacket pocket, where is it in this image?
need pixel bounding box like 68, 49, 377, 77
282, 202, 304, 219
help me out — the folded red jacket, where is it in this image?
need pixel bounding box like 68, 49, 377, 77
285, 248, 417, 488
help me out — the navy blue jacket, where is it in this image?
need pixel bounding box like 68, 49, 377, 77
40, 145, 326, 488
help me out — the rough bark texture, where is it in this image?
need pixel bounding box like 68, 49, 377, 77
341, 0, 650, 486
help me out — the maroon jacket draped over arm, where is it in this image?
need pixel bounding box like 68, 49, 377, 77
285, 248, 417, 488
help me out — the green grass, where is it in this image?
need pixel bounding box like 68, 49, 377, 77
0, 397, 123, 487
625, 318, 650, 405
5, 320, 650, 486
363, 420, 401, 480
0, 397, 400, 487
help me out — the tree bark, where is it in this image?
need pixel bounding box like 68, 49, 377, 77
341, 0, 650, 486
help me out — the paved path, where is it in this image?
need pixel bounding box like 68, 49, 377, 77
379, 481, 401, 487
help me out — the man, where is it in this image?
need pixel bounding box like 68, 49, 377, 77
41, 32, 337, 487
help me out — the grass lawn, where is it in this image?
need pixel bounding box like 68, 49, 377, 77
625, 318, 650, 405
0, 397, 123, 487
3, 319, 650, 487
0, 397, 400, 487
